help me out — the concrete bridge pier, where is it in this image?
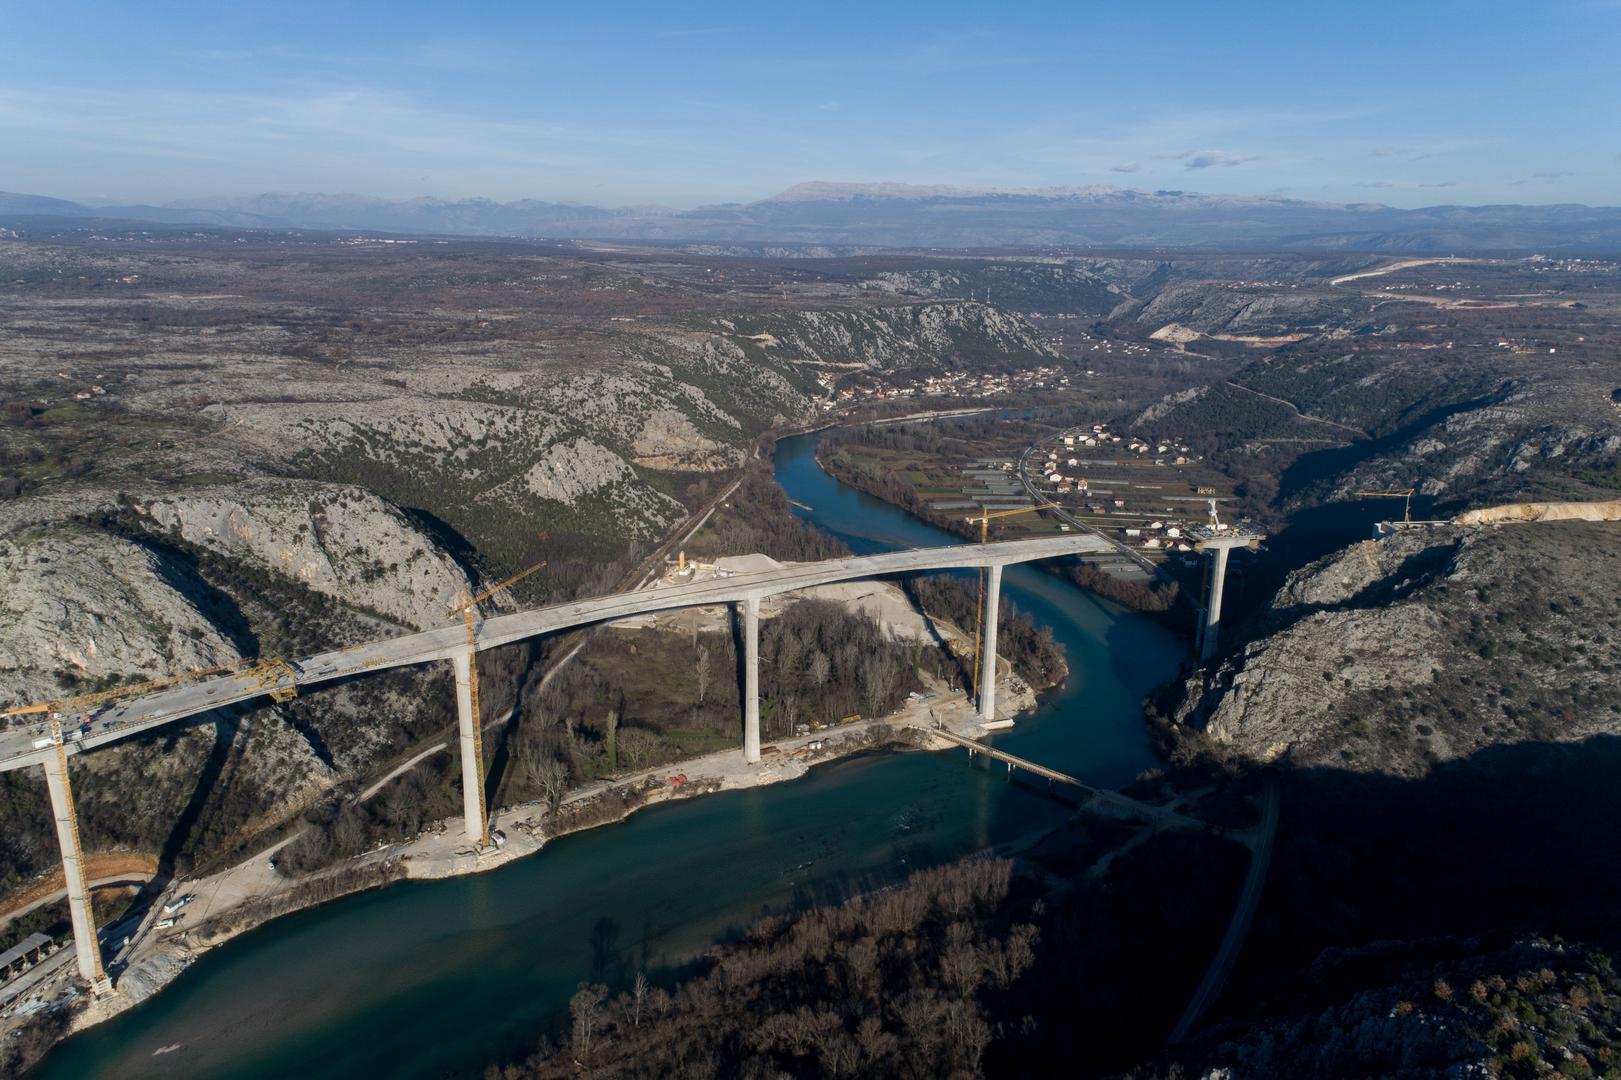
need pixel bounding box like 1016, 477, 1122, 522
42, 752, 111, 994
741, 594, 761, 764
978, 563, 1003, 720
1196, 543, 1233, 662
451, 652, 487, 845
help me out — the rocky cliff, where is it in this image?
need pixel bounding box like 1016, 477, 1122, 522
133, 482, 471, 632
1172, 521, 1621, 776
0, 526, 242, 704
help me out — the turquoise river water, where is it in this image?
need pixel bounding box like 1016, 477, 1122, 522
33, 430, 1181, 1078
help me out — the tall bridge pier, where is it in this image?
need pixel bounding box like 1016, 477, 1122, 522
42, 746, 111, 993
1194, 533, 1264, 662
978, 563, 1003, 720
741, 595, 761, 765
451, 652, 487, 846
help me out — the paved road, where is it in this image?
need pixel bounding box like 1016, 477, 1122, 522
1328, 256, 1483, 287
1, 535, 1113, 774
1167, 771, 1282, 1043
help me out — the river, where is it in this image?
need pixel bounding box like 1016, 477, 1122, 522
34, 430, 1181, 1079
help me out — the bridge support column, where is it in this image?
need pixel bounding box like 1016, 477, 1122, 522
978, 563, 1003, 720
42, 753, 110, 994
742, 595, 761, 765
1197, 545, 1231, 662
451, 652, 486, 846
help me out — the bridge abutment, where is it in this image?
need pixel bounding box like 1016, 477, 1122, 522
451, 653, 487, 845
742, 594, 760, 764
42, 751, 110, 994
978, 563, 1003, 720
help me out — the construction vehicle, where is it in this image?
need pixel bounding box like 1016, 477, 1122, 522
963, 503, 1057, 699
444, 554, 549, 847
1354, 488, 1415, 524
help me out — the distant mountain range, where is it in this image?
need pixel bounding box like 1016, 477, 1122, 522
4, 182, 1620, 252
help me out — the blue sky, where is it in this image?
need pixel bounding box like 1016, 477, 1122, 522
1, 1, 1616, 207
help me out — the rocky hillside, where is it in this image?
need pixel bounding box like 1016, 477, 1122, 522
855, 263, 1127, 317
721, 301, 1055, 372
0, 230, 1065, 895
1171, 521, 1621, 776
1116, 258, 1621, 528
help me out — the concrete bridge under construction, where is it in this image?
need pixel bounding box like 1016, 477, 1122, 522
3, 533, 1114, 993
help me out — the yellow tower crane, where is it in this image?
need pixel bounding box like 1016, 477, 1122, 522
444, 555, 548, 847
1354, 488, 1415, 524
1, 662, 241, 723
963, 503, 1057, 700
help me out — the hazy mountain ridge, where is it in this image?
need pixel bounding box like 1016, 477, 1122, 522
6, 183, 1621, 252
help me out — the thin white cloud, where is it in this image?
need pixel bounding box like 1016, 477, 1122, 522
1182, 150, 1258, 169
1109, 162, 1141, 173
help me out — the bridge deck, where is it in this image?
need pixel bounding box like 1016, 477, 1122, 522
1, 534, 1113, 773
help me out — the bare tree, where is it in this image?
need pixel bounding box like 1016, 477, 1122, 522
570, 982, 608, 1058
864, 651, 901, 717
518, 736, 549, 798
779, 693, 800, 736
808, 648, 831, 687
631, 971, 648, 1027
531, 752, 570, 815
695, 643, 712, 705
